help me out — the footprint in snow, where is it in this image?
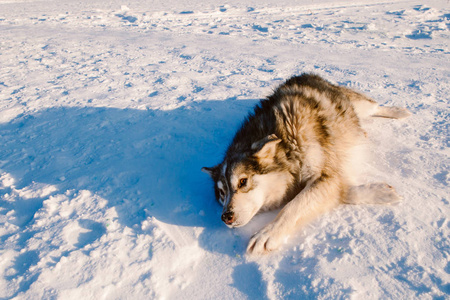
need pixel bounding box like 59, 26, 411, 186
64, 219, 106, 249
115, 14, 138, 23
6, 250, 40, 280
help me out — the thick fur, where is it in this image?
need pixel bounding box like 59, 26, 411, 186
202, 73, 410, 255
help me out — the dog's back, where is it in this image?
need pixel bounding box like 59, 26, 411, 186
230, 74, 366, 191
203, 73, 410, 255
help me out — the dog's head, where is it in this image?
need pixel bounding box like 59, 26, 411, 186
202, 134, 294, 228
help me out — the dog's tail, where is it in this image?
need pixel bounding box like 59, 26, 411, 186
343, 183, 402, 205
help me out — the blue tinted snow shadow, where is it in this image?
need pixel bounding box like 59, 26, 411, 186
406, 30, 432, 40
115, 14, 138, 23
75, 219, 106, 249
252, 25, 269, 33
5, 250, 41, 298
0, 99, 258, 241
231, 263, 268, 300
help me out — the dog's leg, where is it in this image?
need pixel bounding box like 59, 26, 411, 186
343, 183, 402, 205
247, 176, 342, 255
340, 87, 411, 119
340, 86, 379, 119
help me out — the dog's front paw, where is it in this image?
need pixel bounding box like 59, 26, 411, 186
247, 223, 285, 255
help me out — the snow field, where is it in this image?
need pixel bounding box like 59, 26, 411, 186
0, 0, 449, 299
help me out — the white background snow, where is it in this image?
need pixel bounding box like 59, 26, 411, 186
0, 0, 449, 299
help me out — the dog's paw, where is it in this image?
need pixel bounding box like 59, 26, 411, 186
246, 223, 285, 255
372, 183, 403, 204
346, 182, 402, 205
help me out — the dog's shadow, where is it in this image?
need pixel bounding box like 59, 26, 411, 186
0, 99, 262, 255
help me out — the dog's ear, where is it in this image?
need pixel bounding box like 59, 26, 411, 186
201, 165, 218, 177
252, 134, 281, 163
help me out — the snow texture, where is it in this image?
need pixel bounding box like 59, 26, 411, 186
0, 0, 449, 299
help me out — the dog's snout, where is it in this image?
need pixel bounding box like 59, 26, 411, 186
221, 211, 235, 225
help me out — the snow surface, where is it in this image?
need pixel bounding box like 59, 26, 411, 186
0, 0, 449, 299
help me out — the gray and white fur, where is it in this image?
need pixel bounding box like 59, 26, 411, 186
202, 73, 410, 255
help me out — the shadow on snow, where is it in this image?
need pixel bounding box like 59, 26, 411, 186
0, 99, 260, 253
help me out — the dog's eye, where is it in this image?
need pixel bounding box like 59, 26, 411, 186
238, 178, 248, 188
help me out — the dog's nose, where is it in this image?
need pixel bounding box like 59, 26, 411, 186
221, 211, 235, 225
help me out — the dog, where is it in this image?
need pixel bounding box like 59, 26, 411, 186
202, 73, 410, 255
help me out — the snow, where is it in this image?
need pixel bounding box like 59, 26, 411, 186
0, 0, 449, 299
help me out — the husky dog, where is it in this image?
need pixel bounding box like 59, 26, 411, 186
202, 73, 410, 255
